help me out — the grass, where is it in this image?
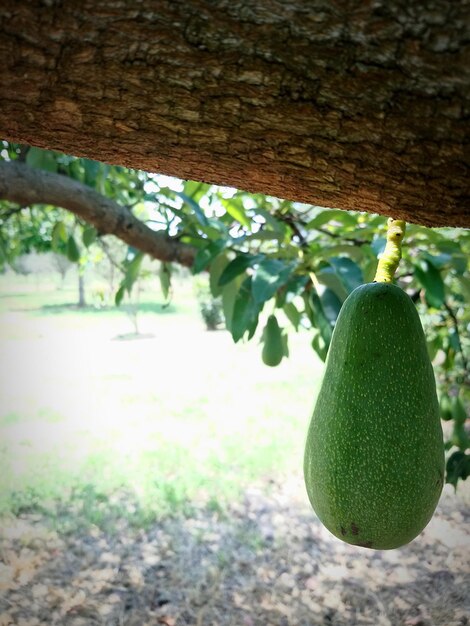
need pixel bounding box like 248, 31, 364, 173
0, 270, 324, 530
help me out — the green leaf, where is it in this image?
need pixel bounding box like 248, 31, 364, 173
52, 222, 68, 250
66, 235, 80, 263
67, 160, 86, 182
426, 336, 441, 361
284, 274, 309, 297
231, 276, 261, 343
82, 226, 98, 248
328, 257, 363, 294
251, 259, 295, 304
311, 332, 328, 361
362, 257, 379, 283
371, 237, 386, 257
246, 310, 260, 340
192, 239, 226, 274
221, 274, 244, 332
282, 333, 289, 357
159, 262, 172, 300
218, 254, 262, 287
26, 147, 58, 173
254, 208, 288, 236
244, 230, 283, 242
446, 451, 470, 488
125, 252, 144, 288
448, 253, 468, 275
423, 252, 452, 270
0, 237, 7, 263
283, 302, 301, 330
115, 284, 126, 306
448, 327, 461, 353
456, 275, 470, 301
322, 245, 364, 263
316, 267, 348, 301
183, 180, 211, 203
222, 197, 251, 229
414, 260, 445, 308
306, 209, 356, 230
82, 159, 100, 186
320, 288, 342, 325
178, 191, 209, 227
209, 253, 230, 297
434, 237, 466, 255
307, 290, 333, 347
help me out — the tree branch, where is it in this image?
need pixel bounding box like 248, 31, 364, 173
0, 161, 196, 268
1, 1, 469, 227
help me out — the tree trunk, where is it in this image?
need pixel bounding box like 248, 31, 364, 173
0, 1, 469, 227
78, 272, 86, 308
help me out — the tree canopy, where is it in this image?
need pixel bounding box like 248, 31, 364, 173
0, 142, 469, 487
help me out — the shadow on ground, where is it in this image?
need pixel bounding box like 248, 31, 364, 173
0, 477, 469, 626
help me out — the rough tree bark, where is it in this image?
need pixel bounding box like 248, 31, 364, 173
1, 1, 469, 227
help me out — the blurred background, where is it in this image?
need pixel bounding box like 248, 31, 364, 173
0, 260, 321, 523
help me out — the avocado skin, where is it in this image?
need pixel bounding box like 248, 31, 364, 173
262, 315, 284, 367
304, 282, 445, 550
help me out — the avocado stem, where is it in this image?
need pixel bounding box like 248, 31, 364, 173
374, 218, 406, 283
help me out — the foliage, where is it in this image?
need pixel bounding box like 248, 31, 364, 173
1, 141, 469, 487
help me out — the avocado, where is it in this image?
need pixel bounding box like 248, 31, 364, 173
66, 235, 80, 262
304, 282, 445, 550
439, 393, 453, 421
261, 314, 284, 367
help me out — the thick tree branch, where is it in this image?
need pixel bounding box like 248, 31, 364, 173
0, 1, 469, 227
0, 161, 196, 267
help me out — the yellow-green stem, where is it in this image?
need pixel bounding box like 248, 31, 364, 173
374, 218, 406, 283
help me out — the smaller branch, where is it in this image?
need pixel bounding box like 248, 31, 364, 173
289, 220, 309, 247
314, 226, 368, 246
444, 300, 469, 374
98, 238, 125, 273
0, 161, 196, 268
274, 211, 309, 248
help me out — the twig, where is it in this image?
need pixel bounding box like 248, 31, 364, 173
98, 238, 125, 273
314, 226, 367, 246
444, 300, 469, 374
274, 212, 309, 248
17, 145, 30, 162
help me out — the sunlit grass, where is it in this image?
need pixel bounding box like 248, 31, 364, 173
0, 272, 324, 527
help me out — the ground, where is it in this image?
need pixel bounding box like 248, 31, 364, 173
0, 271, 469, 626
0, 477, 469, 626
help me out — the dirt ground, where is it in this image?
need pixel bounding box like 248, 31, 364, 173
0, 476, 469, 626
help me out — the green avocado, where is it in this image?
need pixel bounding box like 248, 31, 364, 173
262, 314, 284, 367
304, 282, 445, 550
439, 393, 453, 421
